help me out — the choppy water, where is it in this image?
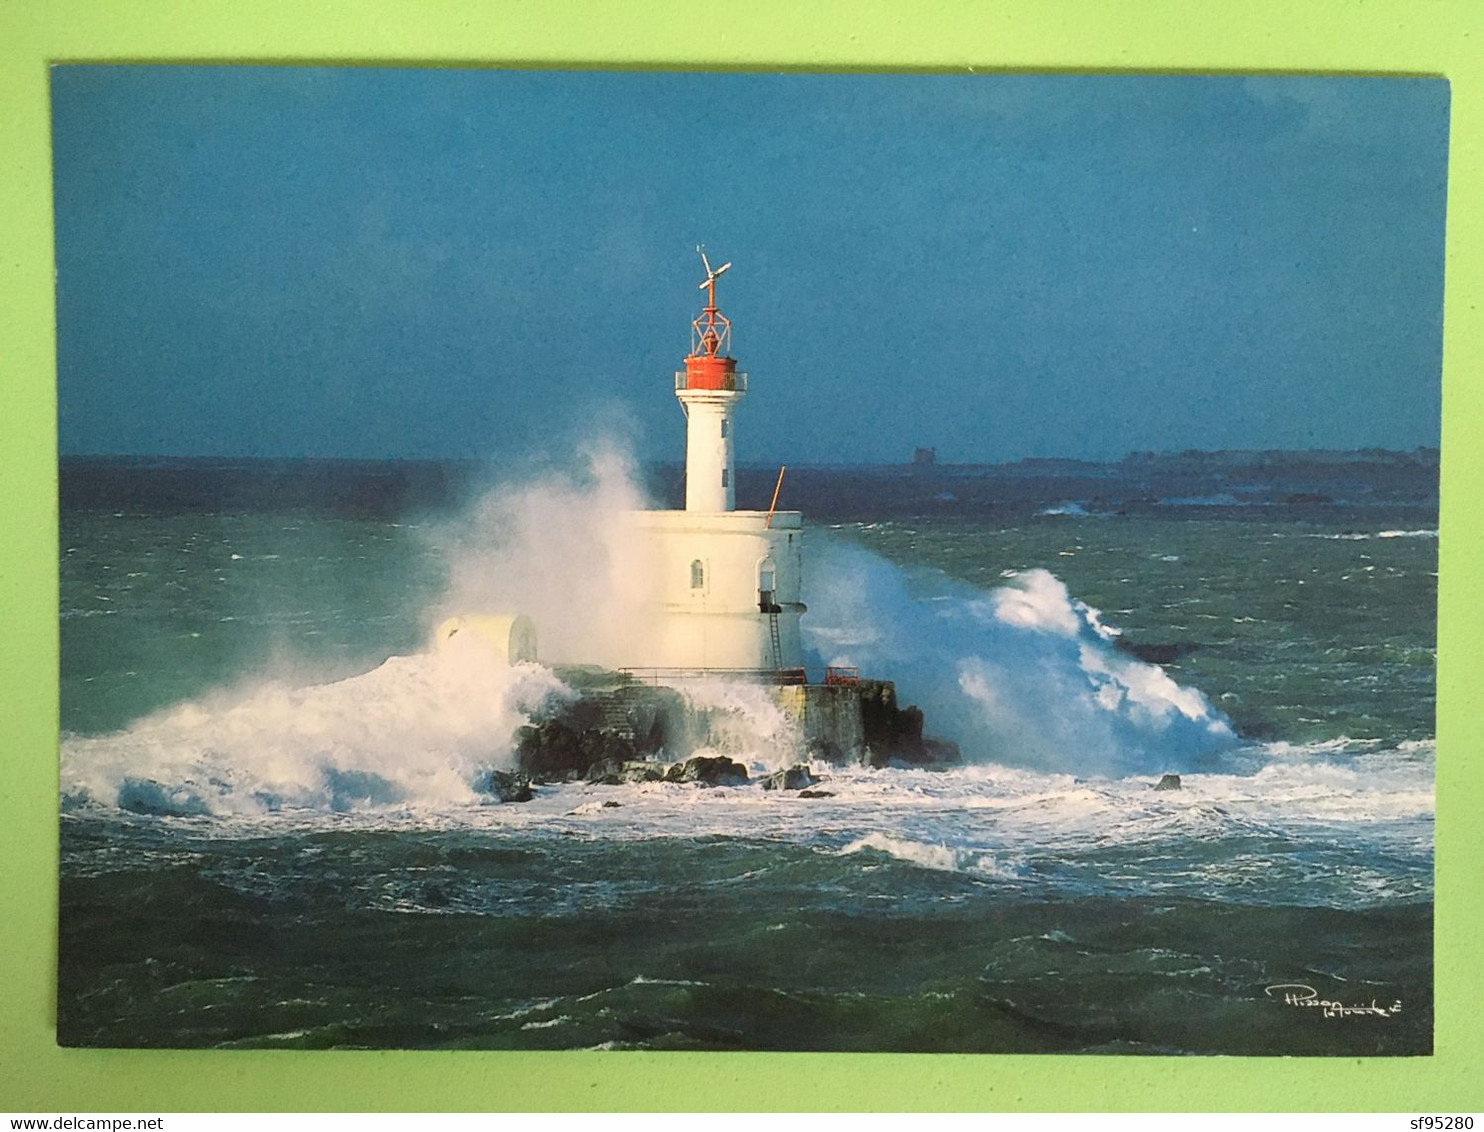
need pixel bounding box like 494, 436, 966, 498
58, 479, 1437, 1054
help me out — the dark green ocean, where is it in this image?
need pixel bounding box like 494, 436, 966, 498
58, 460, 1436, 1054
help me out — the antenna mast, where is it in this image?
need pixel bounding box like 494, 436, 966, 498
692, 244, 733, 358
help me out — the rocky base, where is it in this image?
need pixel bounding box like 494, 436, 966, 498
479, 668, 959, 803
665, 755, 750, 786
481, 769, 534, 803
762, 764, 820, 791
856, 681, 962, 768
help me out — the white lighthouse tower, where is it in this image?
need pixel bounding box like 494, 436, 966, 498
677, 251, 743, 512
624, 251, 806, 676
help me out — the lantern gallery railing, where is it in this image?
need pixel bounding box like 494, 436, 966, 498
674, 370, 748, 393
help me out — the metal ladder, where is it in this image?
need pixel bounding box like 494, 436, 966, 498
768, 611, 782, 670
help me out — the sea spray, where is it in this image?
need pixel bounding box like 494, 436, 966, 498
432, 440, 660, 668
802, 538, 1236, 777
59, 441, 660, 816
669, 677, 804, 773
60, 449, 1273, 815
60, 633, 569, 816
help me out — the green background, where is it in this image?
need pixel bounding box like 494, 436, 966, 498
2, 0, 1479, 1112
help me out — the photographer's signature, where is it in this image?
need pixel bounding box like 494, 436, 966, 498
1264, 983, 1403, 1019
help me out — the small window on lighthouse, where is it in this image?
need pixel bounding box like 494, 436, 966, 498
721, 469, 729, 488
690, 559, 705, 589
720, 419, 729, 438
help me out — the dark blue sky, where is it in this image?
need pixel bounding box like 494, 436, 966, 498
52, 67, 1448, 464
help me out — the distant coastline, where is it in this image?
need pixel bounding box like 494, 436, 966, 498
58, 447, 1440, 522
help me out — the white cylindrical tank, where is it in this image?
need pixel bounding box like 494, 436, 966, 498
432, 614, 538, 665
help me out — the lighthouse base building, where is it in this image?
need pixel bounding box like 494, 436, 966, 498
624, 509, 805, 674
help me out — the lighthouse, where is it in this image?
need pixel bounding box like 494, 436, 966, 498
444, 251, 932, 769
622, 251, 806, 675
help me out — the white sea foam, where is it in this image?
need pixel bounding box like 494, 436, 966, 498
837, 832, 1018, 879
1309, 529, 1438, 541
72, 725, 1428, 906
670, 678, 804, 772
574, 742, 1431, 905
1036, 502, 1110, 518
519, 1016, 571, 1030
435, 740, 1433, 906
801, 541, 1236, 777
60, 633, 569, 816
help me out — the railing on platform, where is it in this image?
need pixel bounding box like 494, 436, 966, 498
620, 665, 805, 686
674, 370, 748, 393
824, 666, 861, 687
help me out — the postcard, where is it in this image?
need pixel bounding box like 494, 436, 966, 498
52, 66, 1443, 1060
